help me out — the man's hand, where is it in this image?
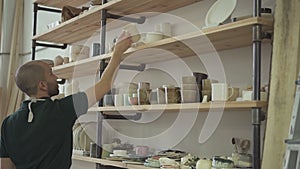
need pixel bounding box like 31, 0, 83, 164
114, 31, 132, 55
85, 31, 133, 107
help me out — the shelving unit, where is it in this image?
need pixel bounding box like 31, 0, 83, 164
88, 101, 268, 113
32, 0, 273, 169
33, 0, 90, 8
33, 0, 202, 44
52, 17, 273, 79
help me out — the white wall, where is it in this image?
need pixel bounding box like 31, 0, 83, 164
21, 0, 275, 168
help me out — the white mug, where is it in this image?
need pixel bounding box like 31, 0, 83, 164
211, 83, 234, 101
160, 22, 172, 37
114, 94, 124, 106
123, 23, 141, 42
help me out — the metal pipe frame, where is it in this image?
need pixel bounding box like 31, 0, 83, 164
95, 1, 147, 167
96, 1, 108, 169
32, 3, 64, 60
119, 64, 146, 71
37, 6, 61, 13
32, 3, 38, 60
252, 0, 262, 168
107, 13, 146, 24
35, 42, 67, 49
103, 113, 142, 120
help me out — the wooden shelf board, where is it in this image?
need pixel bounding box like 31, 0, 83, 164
53, 17, 273, 79
126, 164, 149, 169
33, 0, 202, 44
72, 155, 127, 168
73, 155, 150, 169
87, 101, 268, 113
33, 0, 90, 8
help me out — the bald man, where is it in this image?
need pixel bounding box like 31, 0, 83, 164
0, 31, 132, 169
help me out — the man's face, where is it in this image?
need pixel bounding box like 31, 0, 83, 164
42, 62, 59, 96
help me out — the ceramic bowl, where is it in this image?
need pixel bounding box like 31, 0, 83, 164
182, 76, 196, 84
144, 32, 163, 43
181, 83, 198, 90
181, 89, 197, 103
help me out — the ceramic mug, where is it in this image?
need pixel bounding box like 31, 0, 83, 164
160, 22, 172, 37
211, 83, 234, 101
123, 23, 141, 42
165, 87, 181, 104
103, 94, 114, 106
123, 93, 131, 106
114, 94, 124, 106
156, 87, 166, 104
135, 145, 149, 157
137, 88, 151, 105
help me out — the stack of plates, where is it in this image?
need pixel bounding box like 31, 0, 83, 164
204, 0, 237, 28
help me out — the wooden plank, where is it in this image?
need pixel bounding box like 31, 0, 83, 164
72, 155, 127, 168
33, 0, 202, 44
6, 0, 23, 117
52, 17, 273, 79
88, 101, 268, 113
126, 164, 149, 169
261, 0, 300, 168
33, 0, 90, 8
107, 0, 202, 15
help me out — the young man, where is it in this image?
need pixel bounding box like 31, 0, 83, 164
0, 31, 132, 169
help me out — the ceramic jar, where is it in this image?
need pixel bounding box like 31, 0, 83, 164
137, 88, 151, 105
165, 87, 181, 104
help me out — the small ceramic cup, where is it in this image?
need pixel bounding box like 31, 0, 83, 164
54, 55, 64, 66
123, 23, 141, 42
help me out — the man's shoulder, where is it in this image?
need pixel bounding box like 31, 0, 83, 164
1, 108, 24, 127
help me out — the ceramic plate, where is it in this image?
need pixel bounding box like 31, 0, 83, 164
205, 0, 237, 27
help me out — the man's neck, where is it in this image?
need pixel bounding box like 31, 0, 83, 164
30, 93, 50, 99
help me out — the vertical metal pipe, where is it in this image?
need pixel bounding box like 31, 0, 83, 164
96, 1, 107, 169
32, 3, 38, 60
252, 0, 262, 168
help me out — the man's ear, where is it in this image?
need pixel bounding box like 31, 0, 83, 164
38, 81, 48, 91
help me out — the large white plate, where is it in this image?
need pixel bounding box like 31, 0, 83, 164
205, 0, 237, 27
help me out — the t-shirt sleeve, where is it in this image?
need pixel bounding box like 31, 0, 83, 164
0, 118, 9, 158
57, 92, 88, 121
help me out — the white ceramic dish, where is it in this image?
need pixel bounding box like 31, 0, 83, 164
205, 0, 237, 27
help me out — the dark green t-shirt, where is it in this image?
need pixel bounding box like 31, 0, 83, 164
0, 92, 88, 169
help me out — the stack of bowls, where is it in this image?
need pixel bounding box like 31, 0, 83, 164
181, 76, 198, 103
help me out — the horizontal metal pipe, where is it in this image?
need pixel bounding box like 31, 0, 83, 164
35, 42, 67, 49
107, 13, 146, 24
37, 6, 61, 13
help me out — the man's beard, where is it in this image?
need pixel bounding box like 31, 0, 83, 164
48, 82, 59, 97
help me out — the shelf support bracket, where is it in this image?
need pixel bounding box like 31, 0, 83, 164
103, 113, 142, 121
107, 13, 146, 24
34, 41, 67, 49
262, 32, 273, 40
119, 64, 146, 71
37, 5, 61, 13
